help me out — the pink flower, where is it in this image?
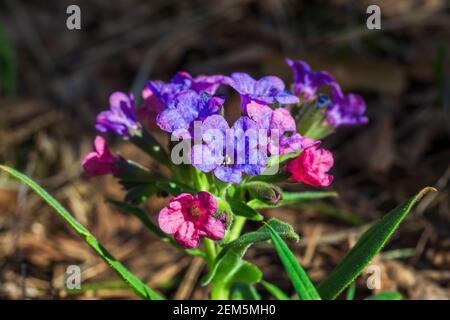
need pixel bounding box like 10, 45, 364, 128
82, 136, 119, 177
158, 192, 225, 248
285, 146, 334, 187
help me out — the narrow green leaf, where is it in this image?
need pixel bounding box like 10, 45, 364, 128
228, 199, 264, 221
265, 223, 321, 300
223, 218, 299, 250
365, 291, 402, 300
0, 165, 163, 300
248, 191, 338, 209
317, 187, 436, 300
260, 280, 290, 300
346, 282, 356, 300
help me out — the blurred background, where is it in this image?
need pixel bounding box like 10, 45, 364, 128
0, 0, 449, 299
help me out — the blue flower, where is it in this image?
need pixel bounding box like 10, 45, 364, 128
224, 72, 299, 112
191, 115, 268, 183
156, 90, 224, 133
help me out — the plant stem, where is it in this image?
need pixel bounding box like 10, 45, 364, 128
211, 284, 230, 300
228, 215, 247, 241
202, 238, 216, 268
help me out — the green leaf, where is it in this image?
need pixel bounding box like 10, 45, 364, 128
365, 291, 402, 300
223, 218, 299, 251
260, 280, 290, 300
248, 191, 338, 209
210, 259, 263, 299
346, 282, 356, 300
265, 222, 321, 300
231, 283, 261, 300
228, 199, 263, 221
317, 187, 436, 300
110, 200, 204, 257
202, 218, 299, 287
0, 165, 163, 300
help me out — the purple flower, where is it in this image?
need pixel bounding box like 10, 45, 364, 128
224, 72, 299, 112
141, 72, 226, 129
191, 115, 268, 183
156, 90, 224, 134
286, 58, 335, 101
171, 71, 225, 95
326, 82, 368, 128
96, 92, 140, 137
246, 101, 316, 155
146, 72, 224, 108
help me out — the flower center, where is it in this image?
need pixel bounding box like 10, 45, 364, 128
190, 204, 202, 217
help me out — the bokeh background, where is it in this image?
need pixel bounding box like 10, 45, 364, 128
0, 0, 449, 299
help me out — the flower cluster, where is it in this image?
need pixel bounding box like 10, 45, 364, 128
82, 58, 367, 248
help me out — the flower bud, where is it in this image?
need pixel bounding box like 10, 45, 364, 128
244, 181, 283, 205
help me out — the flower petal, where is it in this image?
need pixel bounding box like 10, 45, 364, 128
202, 216, 225, 241
158, 206, 185, 235
195, 191, 218, 215
174, 221, 199, 248
214, 166, 242, 183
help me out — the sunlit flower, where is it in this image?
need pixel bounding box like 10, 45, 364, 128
82, 136, 119, 177
156, 90, 224, 133
191, 115, 268, 183
286, 58, 335, 101
285, 145, 334, 187
224, 72, 298, 112
140, 72, 225, 127
246, 101, 316, 155
326, 82, 368, 128
96, 92, 140, 137
158, 192, 225, 248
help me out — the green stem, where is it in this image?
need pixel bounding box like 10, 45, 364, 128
211, 284, 230, 300
202, 238, 216, 268
228, 215, 247, 241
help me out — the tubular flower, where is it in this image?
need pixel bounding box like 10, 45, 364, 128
224, 72, 299, 112
326, 82, 368, 128
191, 115, 268, 183
96, 92, 140, 137
246, 101, 316, 155
140, 72, 225, 127
285, 145, 334, 187
82, 136, 119, 177
156, 90, 224, 134
158, 192, 225, 248
286, 58, 335, 101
